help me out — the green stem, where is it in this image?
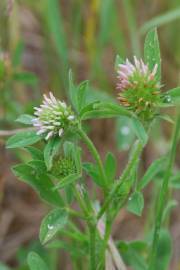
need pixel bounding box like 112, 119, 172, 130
97, 140, 143, 220
65, 207, 86, 220
148, 113, 180, 270
73, 183, 97, 269
78, 126, 107, 188
78, 125, 110, 269
89, 226, 96, 270
102, 217, 112, 267
72, 184, 90, 217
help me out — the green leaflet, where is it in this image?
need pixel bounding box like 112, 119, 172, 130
12, 163, 64, 207
144, 28, 161, 82
39, 208, 68, 244
6, 131, 41, 149
25, 146, 44, 161
81, 102, 132, 120
68, 70, 89, 112
118, 240, 147, 270
27, 252, 49, 270
166, 87, 180, 105
155, 229, 172, 270
53, 173, 81, 190
44, 137, 62, 171
15, 114, 34, 125
130, 118, 148, 146
83, 162, 104, 188
127, 191, 144, 216
138, 156, 167, 190
104, 152, 117, 184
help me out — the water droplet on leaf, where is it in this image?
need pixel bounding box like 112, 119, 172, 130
164, 95, 172, 103
48, 224, 54, 230
121, 126, 130, 135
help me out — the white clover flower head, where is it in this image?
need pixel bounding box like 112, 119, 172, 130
117, 56, 158, 91
32, 92, 75, 140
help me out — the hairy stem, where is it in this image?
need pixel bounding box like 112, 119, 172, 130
89, 225, 96, 270
77, 126, 106, 269
72, 184, 90, 217
148, 113, 180, 270
78, 126, 107, 188
73, 183, 97, 269
102, 217, 112, 268
97, 140, 143, 220
65, 207, 86, 220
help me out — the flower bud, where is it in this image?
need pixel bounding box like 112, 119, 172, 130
51, 157, 77, 178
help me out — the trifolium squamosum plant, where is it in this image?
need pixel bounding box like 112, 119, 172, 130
6, 28, 180, 270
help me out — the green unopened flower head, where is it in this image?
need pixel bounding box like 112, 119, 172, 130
32, 92, 75, 140
51, 157, 77, 178
117, 56, 161, 121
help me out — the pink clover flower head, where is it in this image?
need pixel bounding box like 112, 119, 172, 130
117, 56, 158, 92
116, 56, 161, 121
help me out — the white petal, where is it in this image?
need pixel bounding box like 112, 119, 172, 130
126, 59, 135, 73
140, 60, 148, 74
67, 115, 75, 120
152, 64, 158, 76
42, 120, 50, 124
40, 104, 50, 109
46, 125, 55, 130
49, 92, 57, 103
34, 111, 41, 116
34, 107, 41, 111
33, 123, 42, 127
53, 121, 61, 126
134, 56, 140, 69
54, 111, 62, 115
58, 128, 64, 137
43, 94, 53, 105
45, 131, 54, 140
37, 129, 47, 135
60, 101, 67, 108
31, 118, 38, 123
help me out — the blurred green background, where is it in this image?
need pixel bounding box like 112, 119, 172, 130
0, 0, 180, 269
